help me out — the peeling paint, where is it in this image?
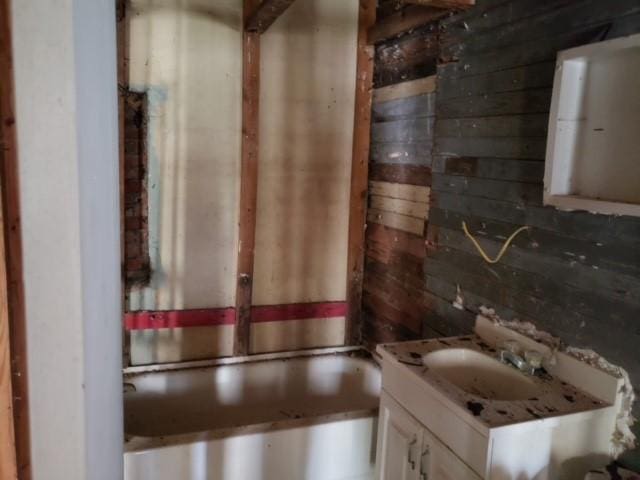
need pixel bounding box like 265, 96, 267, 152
567, 347, 637, 457
480, 306, 637, 458
452, 284, 464, 310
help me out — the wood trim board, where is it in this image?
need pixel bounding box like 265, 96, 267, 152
0, 157, 16, 480
370, 195, 429, 219
0, 0, 30, 476
367, 208, 426, 235
369, 181, 431, 202
373, 75, 436, 103
116, 0, 131, 368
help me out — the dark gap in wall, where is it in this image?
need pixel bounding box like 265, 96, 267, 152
122, 90, 151, 290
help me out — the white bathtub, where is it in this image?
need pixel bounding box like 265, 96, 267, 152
124, 347, 381, 480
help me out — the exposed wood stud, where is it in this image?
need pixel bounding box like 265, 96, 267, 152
0, 0, 30, 476
235, 0, 262, 356
246, 0, 297, 34
345, 0, 376, 346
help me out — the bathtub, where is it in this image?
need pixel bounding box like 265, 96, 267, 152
124, 347, 381, 480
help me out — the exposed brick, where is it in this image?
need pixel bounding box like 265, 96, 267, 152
125, 230, 141, 244
125, 179, 142, 194
122, 90, 150, 288
124, 192, 141, 206
126, 259, 146, 272
124, 139, 140, 155
125, 153, 143, 170
125, 217, 142, 230
125, 243, 141, 259
125, 167, 139, 181
125, 204, 141, 218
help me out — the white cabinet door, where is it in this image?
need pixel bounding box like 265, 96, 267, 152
376, 391, 483, 480
419, 426, 482, 480
376, 392, 422, 480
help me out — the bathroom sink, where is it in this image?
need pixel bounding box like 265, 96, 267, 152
423, 348, 539, 401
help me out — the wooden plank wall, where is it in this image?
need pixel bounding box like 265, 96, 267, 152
362, 0, 456, 344
430, 0, 640, 463
364, 0, 640, 463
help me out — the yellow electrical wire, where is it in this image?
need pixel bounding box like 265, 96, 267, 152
462, 221, 530, 264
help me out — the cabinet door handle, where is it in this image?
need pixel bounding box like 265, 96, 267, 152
419, 445, 430, 480
407, 438, 417, 470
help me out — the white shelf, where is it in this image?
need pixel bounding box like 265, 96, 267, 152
544, 33, 640, 217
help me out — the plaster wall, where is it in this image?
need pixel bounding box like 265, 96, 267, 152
127, 0, 243, 311
253, 0, 358, 306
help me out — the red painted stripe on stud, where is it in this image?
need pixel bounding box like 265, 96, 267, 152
250, 302, 347, 323
125, 308, 236, 331
125, 302, 347, 330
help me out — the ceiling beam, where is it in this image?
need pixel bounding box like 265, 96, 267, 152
245, 0, 297, 34
401, 0, 475, 9
368, 5, 448, 44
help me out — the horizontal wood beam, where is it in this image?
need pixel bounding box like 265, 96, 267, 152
401, 0, 475, 9
246, 0, 297, 34
369, 5, 449, 44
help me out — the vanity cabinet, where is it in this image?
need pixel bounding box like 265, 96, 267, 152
374, 317, 624, 479
376, 391, 481, 480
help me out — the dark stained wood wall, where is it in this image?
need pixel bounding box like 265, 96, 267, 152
362, 1, 466, 345
364, 0, 640, 465
431, 0, 640, 465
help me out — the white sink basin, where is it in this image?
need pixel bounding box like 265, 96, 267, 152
423, 348, 539, 401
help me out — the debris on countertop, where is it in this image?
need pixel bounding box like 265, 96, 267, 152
379, 335, 608, 429
481, 307, 637, 457
480, 306, 562, 352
